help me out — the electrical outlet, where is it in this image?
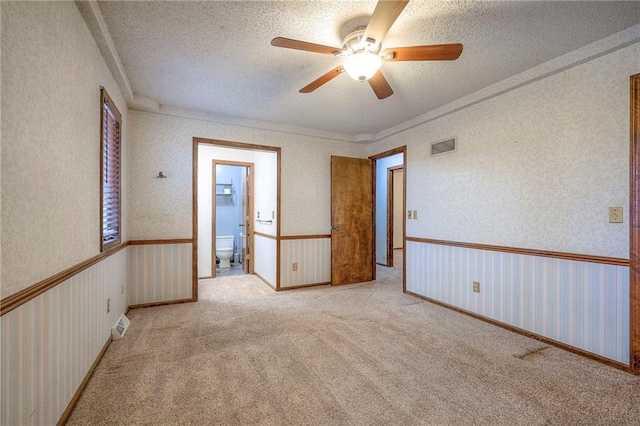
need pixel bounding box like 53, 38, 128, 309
107, 298, 111, 313
473, 281, 480, 293
609, 207, 623, 223
292, 263, 298, 271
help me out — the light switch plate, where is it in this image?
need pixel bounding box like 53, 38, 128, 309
407, 210, 412, 219
609, 207, 623, 223
412, 210, 418, 220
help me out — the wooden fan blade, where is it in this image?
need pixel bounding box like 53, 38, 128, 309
382, 43, 463, 61
299, 67, 344, 93
271, 37, 341, 55
363, 0, 409, 47
368, 70, 393, 99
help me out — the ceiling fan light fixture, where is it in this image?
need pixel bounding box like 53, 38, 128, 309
343, 51, 382, 81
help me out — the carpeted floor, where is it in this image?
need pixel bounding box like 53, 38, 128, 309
68, 264, 640, 425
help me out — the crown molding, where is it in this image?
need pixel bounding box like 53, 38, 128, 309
77, 2, 639, 145
373, 23, 640, 142
75, 0, 134, 102
152, 105, 361, 143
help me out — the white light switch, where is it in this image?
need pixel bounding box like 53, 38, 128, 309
412, 210, 418, 220
407, 210, 412, 219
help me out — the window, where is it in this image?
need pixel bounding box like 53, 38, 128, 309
100, 87, 122, 251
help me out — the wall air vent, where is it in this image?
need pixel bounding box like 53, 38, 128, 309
430, 137, 457, 157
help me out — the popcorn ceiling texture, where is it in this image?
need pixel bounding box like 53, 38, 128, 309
1, 2, 128, 297
368, 43, 638, 259
96, 1, 640, 137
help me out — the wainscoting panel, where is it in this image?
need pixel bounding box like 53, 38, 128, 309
128, 243, 193, 305
253, 235, 277, 287
280, 237, 331, 288
406, 240, 630, 364
1, 248, 127, 425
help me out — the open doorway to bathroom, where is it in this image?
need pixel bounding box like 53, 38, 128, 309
193, 138, 281, 297
213, 161, 253, 278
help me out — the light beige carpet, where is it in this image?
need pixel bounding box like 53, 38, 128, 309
68, 266, 640, 425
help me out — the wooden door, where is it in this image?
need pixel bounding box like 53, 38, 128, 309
331, 156, 374, 285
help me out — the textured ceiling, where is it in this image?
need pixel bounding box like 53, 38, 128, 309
96, 1, 640, 140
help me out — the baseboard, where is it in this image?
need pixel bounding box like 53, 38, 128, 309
279, 282, 330, 291
405, 290, 631, 373
128, 297, 194, 310
57, 336, 111, 425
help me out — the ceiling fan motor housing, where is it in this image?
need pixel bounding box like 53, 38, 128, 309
342, 26, 381, 55
340, 26, 383, 81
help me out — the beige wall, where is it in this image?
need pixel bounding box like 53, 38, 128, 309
1, 2, 131, 424
128, 110, 366, 240
1, 1, 129, 297
369, 42, 638, 259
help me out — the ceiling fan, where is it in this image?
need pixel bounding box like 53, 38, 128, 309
271, 0, 463, 100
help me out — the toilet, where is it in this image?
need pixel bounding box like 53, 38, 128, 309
215, 235, 234, 268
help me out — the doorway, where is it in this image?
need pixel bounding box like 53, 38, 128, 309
370, 147, 406, 289
388, 166, 404, 268
213, 161, 253, 278
193, 138, 281, 297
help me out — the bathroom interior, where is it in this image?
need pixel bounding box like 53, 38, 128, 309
215, 164, 247, 276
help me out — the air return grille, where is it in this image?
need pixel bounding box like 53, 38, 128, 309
430, 137, 457, 157
111, 313, 130, 340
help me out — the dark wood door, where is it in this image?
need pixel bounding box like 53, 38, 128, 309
331, 156, 374, 285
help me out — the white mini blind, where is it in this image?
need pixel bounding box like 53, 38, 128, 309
100, 88, 122, 251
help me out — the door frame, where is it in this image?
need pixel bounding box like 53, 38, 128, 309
192, 137, 281, 300
386, 165, 404, 267
211, 160, 254, 279
370, 146, 407, 291
630, 73, 639, 374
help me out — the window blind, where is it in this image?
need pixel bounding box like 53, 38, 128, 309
100, 88, 122, 251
